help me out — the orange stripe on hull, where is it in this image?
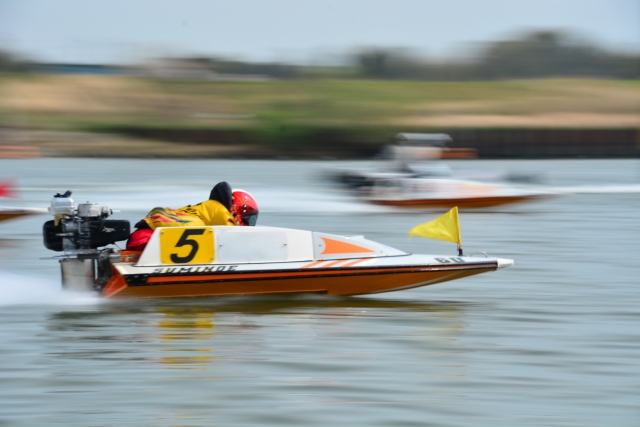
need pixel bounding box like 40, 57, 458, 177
341, 258, 368, 267
322, 259, 348, 268
144, 264, 491, 284
302, 258, 366, 269
104, 265, 495, 299
301, 260, 326, 269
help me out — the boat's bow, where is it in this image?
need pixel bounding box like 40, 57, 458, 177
496, 258, 515, 269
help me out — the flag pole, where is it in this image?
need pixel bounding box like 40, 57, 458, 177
455, 206, 462, 256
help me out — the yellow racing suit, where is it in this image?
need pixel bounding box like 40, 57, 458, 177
141, 199, 235, 229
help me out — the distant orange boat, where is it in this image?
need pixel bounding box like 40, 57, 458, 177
327, 133, 546, 209
362, 177, 548, 209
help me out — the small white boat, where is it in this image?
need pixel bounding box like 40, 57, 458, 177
42, 192, 513, 299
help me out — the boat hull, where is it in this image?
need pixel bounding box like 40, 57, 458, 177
368, 194, 544, 209
103, 262, 497, 299
361, 177, 549, 209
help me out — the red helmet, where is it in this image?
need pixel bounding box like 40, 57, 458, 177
231, 190, 259, 226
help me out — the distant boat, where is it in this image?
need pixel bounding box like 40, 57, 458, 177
0, 180, 17, 198
326, 133, 546, 208
0, 180, 47, 222
0, 207, 47, 223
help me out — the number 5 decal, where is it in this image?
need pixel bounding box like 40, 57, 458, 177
171, 228, 205, 263
160, 228, 215, 264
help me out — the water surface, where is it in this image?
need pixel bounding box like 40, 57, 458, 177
0, 159, 638, 426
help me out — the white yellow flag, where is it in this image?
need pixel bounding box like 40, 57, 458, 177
409, 207, 462, 246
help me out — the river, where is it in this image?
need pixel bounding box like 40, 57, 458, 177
0, 158, 638, 426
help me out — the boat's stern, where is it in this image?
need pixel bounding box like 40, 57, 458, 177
42, 191, 130, 293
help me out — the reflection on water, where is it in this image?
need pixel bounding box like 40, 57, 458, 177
157, 308, 217, 367
45, 296, 467, 374
33, 296, 473, 426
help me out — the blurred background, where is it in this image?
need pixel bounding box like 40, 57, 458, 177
0, 0, 638, 159
0, 2, 639, 427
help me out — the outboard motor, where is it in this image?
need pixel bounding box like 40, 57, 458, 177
43, 191, 130, 292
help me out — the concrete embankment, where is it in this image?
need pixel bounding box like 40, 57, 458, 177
100, 127, 640, 159
444, 129, 639, 159
0, 127, 637, 159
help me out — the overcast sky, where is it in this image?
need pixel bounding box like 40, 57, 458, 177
1, 0, 638, 64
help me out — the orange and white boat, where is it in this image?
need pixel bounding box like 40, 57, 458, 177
42, 191, 513, 299
327, 133, 546, 209
362, 177, 547, 209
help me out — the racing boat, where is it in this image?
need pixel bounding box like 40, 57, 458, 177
327, 133, 545, 209
42, 191, 513, 299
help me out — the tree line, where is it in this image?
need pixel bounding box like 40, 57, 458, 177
1, 30, 637, 80
356, 31, 638, 80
